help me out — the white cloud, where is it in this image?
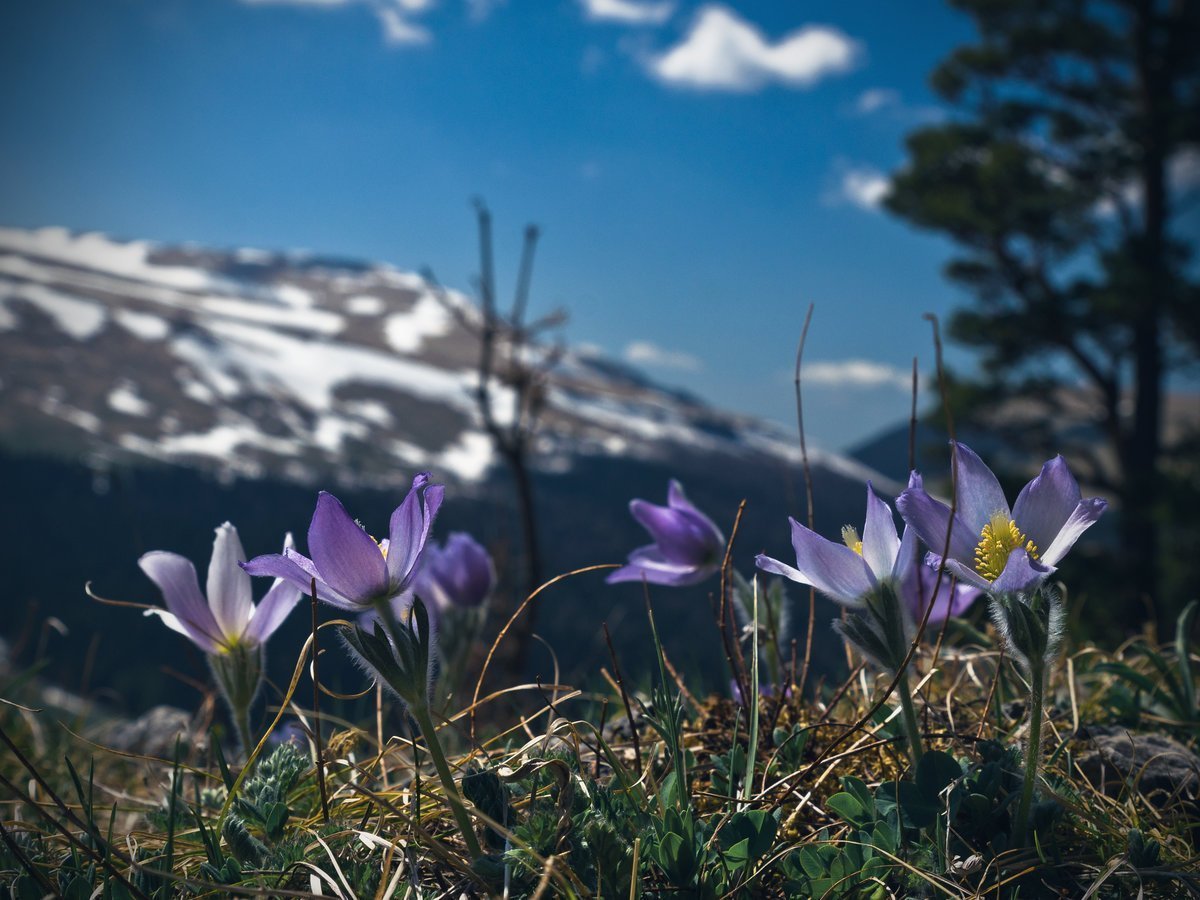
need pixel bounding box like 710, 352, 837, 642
854, 87, 899, 115
239, 0, 432, 45
827, 164, 890, 211
624, 340, 702, 372
466, 0, 506, 22
850, 87, 944, 123
649, 6, 861, 92
581, 0, 674, 26
803, 359, 914, 390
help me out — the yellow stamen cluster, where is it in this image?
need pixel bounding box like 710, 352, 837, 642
841, 526, 864, 555
974, 512, 1039, 581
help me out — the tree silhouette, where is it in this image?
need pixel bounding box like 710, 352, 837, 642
886, 0, 1199, 630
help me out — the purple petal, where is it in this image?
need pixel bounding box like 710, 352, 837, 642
890, 524, 920, 581
607, 545, 714, 586
630, 499, 721, 567
952, 442, 1010, 533
386, 474, 444, 592
904, 563, 982, 625
781, 517, 875, 606
243, 550, 357, 610
991, 547, 1055, 594
207, 522, 253, 642
861, 483, 901, 581
1012, 456, 1106, 566
927, 553, 994, 592
245, 579, 303, 644
142, 609, 205, 645
897, 487, 978, 565
756, 553, 808, 584
308, 491, 388, 606
138, 551, 222, 653
1037, 497, 1107, 568
666, 481, 722, 540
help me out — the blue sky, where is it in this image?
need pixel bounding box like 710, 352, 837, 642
0, 0, 982, 449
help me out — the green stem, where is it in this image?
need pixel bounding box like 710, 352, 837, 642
234, 708, 254, 760
1014, 664, 1044, 843
896, 666, 924, 769
410, 702, 483, 861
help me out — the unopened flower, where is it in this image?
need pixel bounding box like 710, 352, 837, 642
608, 480, 724, 586
417, 532, 495, 611
140, 522, 301, 653
243, 474, 443, 612
896, 443, 1107, 594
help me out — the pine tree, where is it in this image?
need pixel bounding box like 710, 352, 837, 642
886, 0, 1200, 629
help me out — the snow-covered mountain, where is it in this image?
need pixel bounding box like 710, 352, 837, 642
0, 226, 893, 494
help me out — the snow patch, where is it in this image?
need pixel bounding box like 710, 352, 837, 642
115, 309, 170, 340
436, 430, 493, 481
0, 278, 107, 339
385, 292, 452, 353
346, 295, 386, 316
108, 381, 150, 417
0, 227, 218, 291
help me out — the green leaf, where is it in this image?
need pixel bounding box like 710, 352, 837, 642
719, 809, 778, 862
827, 792, 870, 828
916, 750, 962, 800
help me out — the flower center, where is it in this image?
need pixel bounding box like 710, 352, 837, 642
841, 526, 863, 555
974, 512, 1039, 581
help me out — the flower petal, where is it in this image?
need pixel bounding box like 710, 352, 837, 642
138, 551, 222, 652
952, 442, 1011, 532
890, 524, 920, 581
1012, 456, 1106, 565
386, 474, 444, 592
756, 553, 807, 584
631, 499, 720, 567
308, 491, 389, 606
782, 517, 875, 606
207, 522, 253, 643
905, 563, 982, 625
243, 550, 356, 610
607, 544, 715, 586
926, 553, 993, 592
245, 578, 303, 645
896, 486, 978, 565
861, 483, 901, 581
1037, 497, 1108, 568
991, 547, 1055, 594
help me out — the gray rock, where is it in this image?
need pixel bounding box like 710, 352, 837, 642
1077, 726, 1200, 806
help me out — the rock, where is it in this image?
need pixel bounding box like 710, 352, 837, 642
1077, 726, 1200, 807
101, 706, 201, 758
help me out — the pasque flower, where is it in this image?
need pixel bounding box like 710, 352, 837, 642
756, 478, 980, 768
139, 522, 301, 751
896, 443, 1107, 594
608, 480, 725, 586
755, 477, 979, 624
140, 522, 301, 653
243, 474, 444, 612
417, 532, 495, 611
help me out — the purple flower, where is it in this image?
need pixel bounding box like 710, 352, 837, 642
896, 443, 1107, 594
757, 482, 911, 606
756, 479, 980, 623
607, 480, 725, 587
139, 523, 301, 653
900, 522, 982, 625
417, 532, 495, 611
243, 474, 444, 612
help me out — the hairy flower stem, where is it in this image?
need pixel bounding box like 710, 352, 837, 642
896, 665, 924, 769
1015, 662, 1044, 842
410, 702, 484, 861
